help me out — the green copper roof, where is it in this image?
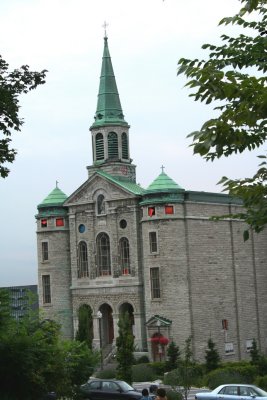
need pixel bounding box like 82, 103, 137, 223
96, 170, 144, 195
38, 186, 68, 208
146, 171, 184, 193
91, 36, 128, 128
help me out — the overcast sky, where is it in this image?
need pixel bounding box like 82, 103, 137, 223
0, 0, 262, 287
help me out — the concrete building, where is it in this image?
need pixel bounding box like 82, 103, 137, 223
1, 285, 38, 320
36, 35, 267, 362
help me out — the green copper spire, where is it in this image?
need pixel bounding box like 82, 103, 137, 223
91, 36, 128, 128
38, 186, 68, 208
146, 170, 184, 192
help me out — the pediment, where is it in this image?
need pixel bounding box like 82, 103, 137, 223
64, 172, 139, 207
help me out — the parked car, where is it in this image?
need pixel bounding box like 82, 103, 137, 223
79, 379, 143, 400
195, 384, 267, 400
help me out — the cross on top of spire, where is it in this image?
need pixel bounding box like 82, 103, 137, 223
161, 165, 165, 173
102, 21, 109, 38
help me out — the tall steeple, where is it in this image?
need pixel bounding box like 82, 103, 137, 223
88, 34, 136, 183
91, 35, 128, 128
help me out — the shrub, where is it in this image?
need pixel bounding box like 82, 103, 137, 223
135, 355, 150, 364
149, 361, 167, 376
255, 375, 267, 391
166, 390, 184, 400
205, 364, 257, 389
95, 368, 116, 379
132, 364, 156, 382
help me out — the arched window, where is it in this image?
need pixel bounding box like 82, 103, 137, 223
122, 132, 128, 159
119, 237, 130, 275
97, 194, 105, 215
96, 233, 111, 276
108, 132, 118, 159
78, 241, 89, 278
95, 132, 104, 160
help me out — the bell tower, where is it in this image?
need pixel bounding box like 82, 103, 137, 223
87, 35, 136, 182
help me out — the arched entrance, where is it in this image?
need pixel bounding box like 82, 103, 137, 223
99, 303, 114, 346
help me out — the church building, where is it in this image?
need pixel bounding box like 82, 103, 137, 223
36, 35, 267, 362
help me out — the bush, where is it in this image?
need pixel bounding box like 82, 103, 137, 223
149, 361, 167, 376
166, 390, 184, 400
205, 364, 257, 389
163, 364, 204, 387
132, 364, 156, 382
255, 375, 267, 391
135, 355, 150, 364
95, 368, 116, 379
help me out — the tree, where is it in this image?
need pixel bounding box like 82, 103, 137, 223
0, 291, 98, 400
166, 340, 181, 371
0, 55, 47, 178
116, 312, 135, 384
75, 304, 93, 349
205, 338, 221, 372
250, 338, 260, 365
177, 0, 267, 240
165, 337, 202, 400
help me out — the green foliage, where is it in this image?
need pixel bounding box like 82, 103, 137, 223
205, 338, 221, 372
177, 0, 267, 238
75, 304, 93, 349
255, 375, 267, 391
148, 361, 167, 376
116, 312, 135, 384
164, 337, 203, 400
166, 341, 181, 371
0, 292, 98, 400
135, 354, 150, 364
0, 55, 47, 178
205, 364, 258, 389
250, 338, 260, 365
95, 368, 117, 379
166, 390, 184, 400
132, 363, 156, 382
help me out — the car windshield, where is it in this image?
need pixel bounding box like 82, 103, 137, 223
119, 381, 135, 392
252, 387, 267, 397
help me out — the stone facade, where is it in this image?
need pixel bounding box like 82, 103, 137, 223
36, 36, 267, 363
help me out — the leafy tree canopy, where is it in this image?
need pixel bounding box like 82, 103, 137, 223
0, 55, 47, 178
178, 0, 267, 239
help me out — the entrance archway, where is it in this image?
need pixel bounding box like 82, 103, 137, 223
99, 303, 114, 346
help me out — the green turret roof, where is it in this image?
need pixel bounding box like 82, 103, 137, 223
38, 186, 68, 209
91, 36, 128, 128
146, 171, 184, 193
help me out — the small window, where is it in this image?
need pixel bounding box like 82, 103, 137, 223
225, 342, 234, 354
246, 339, 253, 352
120, 219, 127, 229
56, 218, 64, 227
78, 224, 86, 233
165, 205, 174, 215
42, 275, 51, 304
41, 219, 47, 228
149, 232, 158, 253
148, 207, 155, 217
119, 237, 130, 275
97, 194, 105, 215
150, 267, 161, 299
78, 241, 89, 278
222, 319, 228, 330
42, 242, 49, 261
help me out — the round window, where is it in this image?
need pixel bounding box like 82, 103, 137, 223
78, 224, 86, 233
119, 219, 127, 229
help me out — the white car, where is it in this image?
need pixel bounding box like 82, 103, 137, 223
195, 384, 267, 400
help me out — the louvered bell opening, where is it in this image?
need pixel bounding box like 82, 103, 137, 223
96, 132, 104, 160
122, 132, 128, 159
108, 132, 119, 159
